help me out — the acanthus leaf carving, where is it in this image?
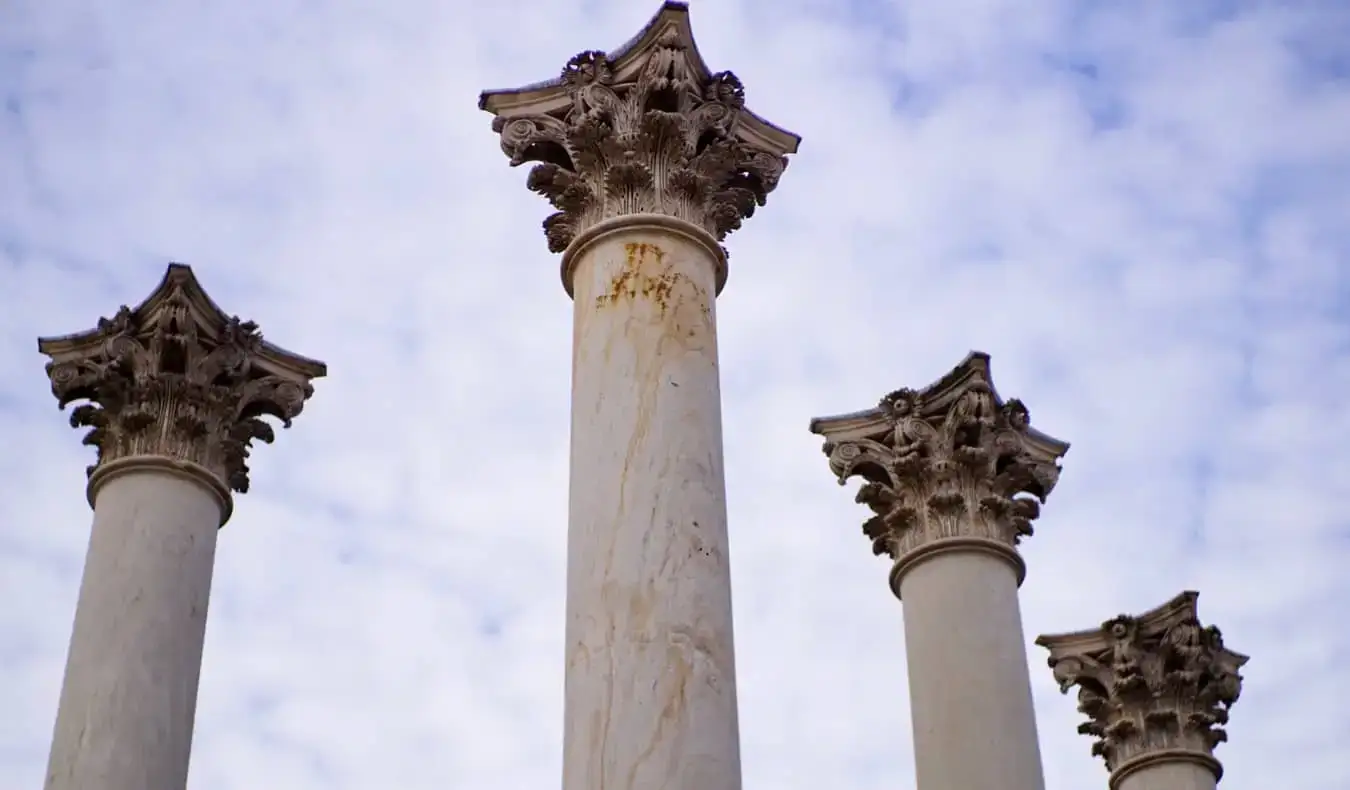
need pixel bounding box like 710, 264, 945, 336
815, 361, 1066, 566
1037, 593, 1248, 775
488, 31, 788, 253
40, 266, 323, 495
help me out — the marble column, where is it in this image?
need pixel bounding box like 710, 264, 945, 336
809, 351, 1069, 790
37, 263, 325, 790
479, 4, 798, 789
1036, 591, 1248, 790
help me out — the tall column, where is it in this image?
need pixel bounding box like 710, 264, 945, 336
479, 4, 799, 788
1035, 591, 1248, 790
808, 352, 1069, 790
37, 263, 326, 790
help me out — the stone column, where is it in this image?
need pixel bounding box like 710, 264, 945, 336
809, 352, 1069, 790
37, 263, 325, 790
1035, 591, 1248, 790
479, 5, 798, 789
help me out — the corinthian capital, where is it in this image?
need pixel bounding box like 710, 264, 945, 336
38, 264, 326, 496
478, 2, 799, 256
1035, 592, 1248, 783
808, 352, 1068, 589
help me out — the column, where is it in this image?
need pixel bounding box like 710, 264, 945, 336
37, 263, 326, 790
479, 4, 799, 789
808, 351, 1069, 790
1035, 591, 1248, 790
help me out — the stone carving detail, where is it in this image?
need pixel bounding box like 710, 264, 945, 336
816, 363, 1065, 564
1037, 593, 1247, 774
490, 31, 789, 253
40, 268, 321, 493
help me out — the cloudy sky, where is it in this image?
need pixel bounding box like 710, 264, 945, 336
3, 0, 1348, 787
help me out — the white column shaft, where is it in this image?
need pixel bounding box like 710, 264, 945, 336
45, 467, 222, 790
899, 550, 1045, 790
562, 218, 741, 790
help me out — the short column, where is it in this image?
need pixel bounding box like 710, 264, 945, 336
38, 263, 326, 790
809, 351, 1069, 790
1036, 591, 1248, 790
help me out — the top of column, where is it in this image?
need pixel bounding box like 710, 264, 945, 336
808, 351, 1069, 594
38, 263, 326, 504
1036, 591, 1248, 784
478, 1, 800, 265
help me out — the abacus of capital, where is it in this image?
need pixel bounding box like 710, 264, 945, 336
37, 264, 324, 790
809, 351, 1068, 790
479, 4, 797, 789
1037, 592, 1247, 790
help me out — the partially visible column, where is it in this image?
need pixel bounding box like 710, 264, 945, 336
1035, 591, 1248, 790
38, 263, 326, 790
479, 5, 799, 790
809, 351, 1069, 790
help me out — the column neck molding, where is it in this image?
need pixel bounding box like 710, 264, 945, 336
87, 455, 234, 526
560, 212, 727, 297
1108, 749, 1222, 790
888, 536, 1026, 599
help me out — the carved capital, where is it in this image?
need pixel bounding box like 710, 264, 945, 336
38, 264, 326, 496
1035, 592, 1248, 781
808, 352, 1068, 588
479, 3, 799, 256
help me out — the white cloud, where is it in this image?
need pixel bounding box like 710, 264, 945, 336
2, 0, 1347, 787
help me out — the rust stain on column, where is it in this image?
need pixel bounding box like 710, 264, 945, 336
597, 243, 700, 319
597, 243, 664, 308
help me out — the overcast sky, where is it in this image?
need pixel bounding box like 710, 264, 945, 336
3, 0, 1348, 788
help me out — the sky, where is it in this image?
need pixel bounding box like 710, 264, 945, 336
2, 0, 1348, 787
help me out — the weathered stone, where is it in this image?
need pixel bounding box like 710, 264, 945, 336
479, 0, 798, 268
810, 350, 1068, 590
39, 263, 325, 496
1036, 591, 1248, 789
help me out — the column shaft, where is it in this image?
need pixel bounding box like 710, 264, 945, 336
562, 216, 741, 790
899, 550, 1045, 790
45, 464, 223, 790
